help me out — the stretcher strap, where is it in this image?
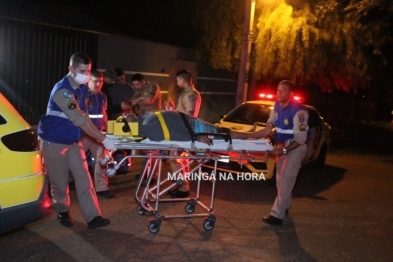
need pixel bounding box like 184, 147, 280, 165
154, 111, 170, 140
179, 112, 195, 140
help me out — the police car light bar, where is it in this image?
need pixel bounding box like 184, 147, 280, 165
258, 93, 275, 99
258, 93, 304, 103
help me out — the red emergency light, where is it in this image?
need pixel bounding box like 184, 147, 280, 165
258, 93, 275, 100
258, 93, 304, 103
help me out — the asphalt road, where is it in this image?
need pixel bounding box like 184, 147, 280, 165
1, 148, 393, 262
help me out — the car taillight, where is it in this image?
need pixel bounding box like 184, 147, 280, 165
1, 128, 40, 152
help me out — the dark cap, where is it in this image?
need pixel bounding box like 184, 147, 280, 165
103, 69, 117, 82
114, 67, 125, 77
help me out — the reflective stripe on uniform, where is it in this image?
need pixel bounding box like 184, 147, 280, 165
276, 126, 309, 135
275, 127, 294, 134
154, 111, 170, 141
89, 114, 104, 118
47, 110, 68, 119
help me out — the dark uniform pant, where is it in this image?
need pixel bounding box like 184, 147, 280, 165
271, 144, 307, 219
41, 140, 101, 223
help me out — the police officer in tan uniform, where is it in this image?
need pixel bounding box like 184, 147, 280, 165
130, 73, 161, 115
38, 53, 117, 229
175, 71, 201, 117
168, 70, 202, 198
257, 80, 309, 226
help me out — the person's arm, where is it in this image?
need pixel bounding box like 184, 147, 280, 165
53, 89, 116, 150
230, 125, 273, 139
54, 89, 105, 139
230, 106, 275, 139
133, 84, 160, 106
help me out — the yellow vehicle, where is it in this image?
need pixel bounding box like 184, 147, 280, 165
204, 99, 331, 181
0, 93, 51, 233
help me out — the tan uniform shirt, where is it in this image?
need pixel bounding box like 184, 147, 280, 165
176, 85, 201, 117
131, 82, 161, 114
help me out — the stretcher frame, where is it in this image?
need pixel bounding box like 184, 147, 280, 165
104, 133, 272, 234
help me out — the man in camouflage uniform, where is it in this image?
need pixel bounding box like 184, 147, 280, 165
130, 73, 161, 115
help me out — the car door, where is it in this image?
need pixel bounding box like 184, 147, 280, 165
303, 107, 323, 164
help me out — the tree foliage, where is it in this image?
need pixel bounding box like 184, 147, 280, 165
194, 0, 393, 92
194, 0, 244, 71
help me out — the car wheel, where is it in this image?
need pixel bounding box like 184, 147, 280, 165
316, 143, 328, 169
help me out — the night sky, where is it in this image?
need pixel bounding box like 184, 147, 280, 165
67, 0, 199, 48
0, 0, 200, 48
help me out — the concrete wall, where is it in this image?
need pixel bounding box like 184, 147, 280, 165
96, 34, 238, 122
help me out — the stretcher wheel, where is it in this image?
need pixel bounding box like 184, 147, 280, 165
137, 204, 146, 215
106, 168, 116, 178
148, 221, 160, 234
185, 203, 195, 214
203, 220, 215, 231
99, 158, 108, 167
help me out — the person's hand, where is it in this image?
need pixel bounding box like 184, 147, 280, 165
247, 123, 258, 132
199, 135, 213, 146
102, 137, 117, 151
164, 98, 175, 110
271, 147, 285, 156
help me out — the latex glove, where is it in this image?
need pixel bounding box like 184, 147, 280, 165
102, 137, 117, 151
164, 98, 175, 110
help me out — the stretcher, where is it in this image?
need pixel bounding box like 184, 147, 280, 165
102, 133, 273, 234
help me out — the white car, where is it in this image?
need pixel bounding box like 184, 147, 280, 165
203, 99, 331, 181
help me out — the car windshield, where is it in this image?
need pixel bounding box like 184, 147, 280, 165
223, 103, 271, 126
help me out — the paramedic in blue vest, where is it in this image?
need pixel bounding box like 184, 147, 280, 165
81, 69, 114, 199
260, 80, 309, 226
38, 52, 117, 229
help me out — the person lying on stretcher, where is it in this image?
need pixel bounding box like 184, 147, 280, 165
121, 110, 269, 145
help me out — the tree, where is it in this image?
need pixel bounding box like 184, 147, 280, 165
194, 0, 244, 71
194, 0, 393, 92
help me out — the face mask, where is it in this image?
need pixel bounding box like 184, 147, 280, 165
74, 72, 89, 85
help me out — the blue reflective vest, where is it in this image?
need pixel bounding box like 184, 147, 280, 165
87, 92, 107, 131
273, 99, 306, 143
38, 76, 89, 144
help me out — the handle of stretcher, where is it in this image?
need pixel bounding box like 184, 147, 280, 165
192, 132, 232, 144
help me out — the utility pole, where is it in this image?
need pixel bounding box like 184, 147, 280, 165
236, 0, 256, 106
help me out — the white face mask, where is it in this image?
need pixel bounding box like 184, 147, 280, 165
74, 72, 89, 85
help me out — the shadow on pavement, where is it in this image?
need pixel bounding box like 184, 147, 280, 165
263, 216, 319, 262
293, 163, 346, 199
